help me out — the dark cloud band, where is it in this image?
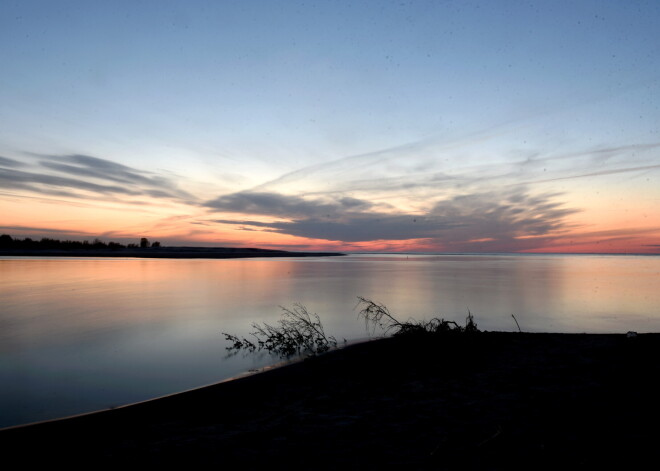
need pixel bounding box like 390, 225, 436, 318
208, 188, 577, 250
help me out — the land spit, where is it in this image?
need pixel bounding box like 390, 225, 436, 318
0, 246, 344, 258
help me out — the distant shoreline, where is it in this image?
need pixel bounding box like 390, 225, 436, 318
0, 247, 345, 259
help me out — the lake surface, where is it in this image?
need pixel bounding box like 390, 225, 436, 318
1, 253, 659, 428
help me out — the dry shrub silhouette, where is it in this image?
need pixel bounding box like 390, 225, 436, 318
356, 296, 479, 337
224, 297, 479, 358
223, 303, 337, 357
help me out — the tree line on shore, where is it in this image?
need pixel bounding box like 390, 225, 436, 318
0, 234, 161, 250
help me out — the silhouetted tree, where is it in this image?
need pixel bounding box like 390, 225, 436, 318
140, 237, 150, 248
0, 234, 13, 247
151, 241, 161, 248
0, 235, 129, 250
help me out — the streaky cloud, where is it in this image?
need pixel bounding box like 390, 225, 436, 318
215, 216, 462, 242
41, 154, 195, 200
39, 161, 154, 186
250, 112, 557, 195
0, 167, 141, 195
250, 138, 438, 192
0, 224, 95, 238
0, 156, 26, 168
5, 153, 196, 203
249, 134, 660, 204
522, 163, 660, 185
204, 191, 375, 218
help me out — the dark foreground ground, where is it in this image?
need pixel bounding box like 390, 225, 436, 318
3, 332, 660, 469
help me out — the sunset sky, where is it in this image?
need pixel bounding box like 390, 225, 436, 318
1, 1, 659, 253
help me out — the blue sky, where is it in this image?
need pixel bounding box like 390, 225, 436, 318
1, 1, 659, 252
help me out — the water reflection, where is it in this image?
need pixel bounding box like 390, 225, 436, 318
1, 254, 659, 428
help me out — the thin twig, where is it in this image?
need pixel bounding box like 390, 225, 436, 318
511, 314, 522, 333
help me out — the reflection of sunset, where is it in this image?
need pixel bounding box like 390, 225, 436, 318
3, 255, 659, 352
0, 258, 308, 346
3, 254, 659, 429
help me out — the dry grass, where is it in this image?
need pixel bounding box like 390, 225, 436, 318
223, 303, 337, 357
356, 296, 479, 337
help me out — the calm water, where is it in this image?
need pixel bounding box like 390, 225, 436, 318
1, 253, 659, 428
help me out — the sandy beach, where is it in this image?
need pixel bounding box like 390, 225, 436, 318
3, 332, 660, 469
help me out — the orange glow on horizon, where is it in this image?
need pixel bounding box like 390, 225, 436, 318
3, 178, 659, 254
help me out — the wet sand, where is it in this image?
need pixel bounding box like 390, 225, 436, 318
3, 332, 660, 469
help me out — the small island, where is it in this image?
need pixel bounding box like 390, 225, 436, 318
0, 235, 344, 259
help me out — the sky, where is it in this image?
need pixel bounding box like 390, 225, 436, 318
1, 0, 659, 253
